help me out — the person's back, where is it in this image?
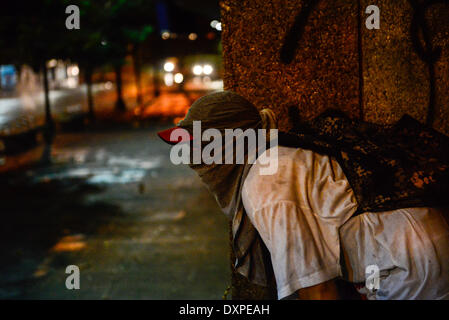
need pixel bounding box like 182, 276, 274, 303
242, 145, 358, 299
340, 206, 449, 299
243, 145, 449, 299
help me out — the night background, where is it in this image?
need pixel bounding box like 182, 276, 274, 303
0, 0, 229, 299
3, 0, 449, 302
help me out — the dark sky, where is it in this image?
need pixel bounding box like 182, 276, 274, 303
172, 0, 221, 19
159, 0, 221, 34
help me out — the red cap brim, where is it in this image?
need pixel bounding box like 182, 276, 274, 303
157, 127, 194, 145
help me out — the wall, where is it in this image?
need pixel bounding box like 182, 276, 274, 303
220, 0, 449, 299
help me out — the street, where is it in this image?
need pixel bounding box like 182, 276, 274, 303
0, 124, 230, 299
0, 85, 96, 135
0, 0, 231, 302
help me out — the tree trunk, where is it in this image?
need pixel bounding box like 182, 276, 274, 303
85, 67, 95, 122
114, 64, 126, 112
41, 61, 55, 164
43, 63, 52, 126
133, 46, 143, 106
153, 67, 161, 98
177, 59, 194, 105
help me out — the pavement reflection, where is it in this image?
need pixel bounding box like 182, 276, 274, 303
0, 125, 229, 299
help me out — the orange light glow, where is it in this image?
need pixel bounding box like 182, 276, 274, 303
51, 235, 87, 252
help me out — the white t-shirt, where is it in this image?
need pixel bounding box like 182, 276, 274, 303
340, 207, 449, 300
242, 146, 449, 299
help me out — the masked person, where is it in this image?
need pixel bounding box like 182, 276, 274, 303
158, 90, 449, 300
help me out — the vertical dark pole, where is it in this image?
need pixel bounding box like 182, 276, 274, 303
115, 64, 126, 112
153, 67, 161, 98
86, 67, 95, 122
43, 62, 53, 127
133, 45, 143, 106
41, 61, 55, 164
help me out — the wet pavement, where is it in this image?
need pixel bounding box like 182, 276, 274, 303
0, 85, 101, 135
0, 125, 230, 299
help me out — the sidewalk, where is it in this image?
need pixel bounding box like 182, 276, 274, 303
0, 125, 230, 299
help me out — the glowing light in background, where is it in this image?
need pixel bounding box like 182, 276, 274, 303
164, 62, 175, 72
188, 33, 197, 40
68, 65, 79, 76
192, 65, 203, 75
105, 81, 113, 90
161, 31, 170, 40
47, 59, 57, 68
174, 73, 184, 84
210, 20, 222, 31
51, 235, 86, 252
66, 77, 77, 88
203, 64, 213, 75
164, 73, 174, 86
205, 32, 215, 40
210, 20, 219, 29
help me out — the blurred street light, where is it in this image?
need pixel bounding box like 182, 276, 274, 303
47, 59, 57, 68
192, 65, 203, 75
161, 31, 170, 40
188, 33, 198, 40
203, 64, 213, 75
210, 20, 222, 31
206, 32, 216, 40
164, 62, 175, 72
105, 81, 113, 90
210, 20, 219, 29
174, 73, 184, 84
164, 73, 174, 86
68, 65, 79, 77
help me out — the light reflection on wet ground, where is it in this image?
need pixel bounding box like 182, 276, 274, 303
0, 125, 230, 299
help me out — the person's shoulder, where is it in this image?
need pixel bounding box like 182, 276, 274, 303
250, 145, 311, 178
242, 146, 301, 210
249, 145, 297, 180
